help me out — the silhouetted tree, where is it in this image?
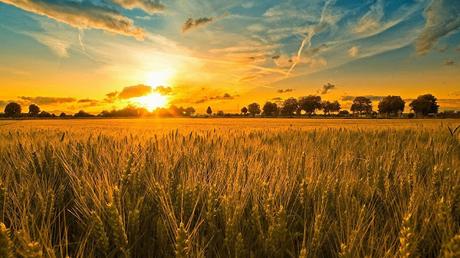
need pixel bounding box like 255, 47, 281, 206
59, 112, 67, 117
322, 101, 341, 115
338, 110, 350, 116
248, 103, 261, 117
241, 106, 248, 115
262, 101, 278, 116
351, 97, 372, 115
185, 107, 196, 116
409, 94, 439, 116
38, 111, 52, 118
378, 96, 405, 116
281, 98, 298, 117
299, 95, 322, 116
4, 102, 21, 117
74, 110, 94, 117
28, 104, 40, 117
206, 106, 213, 116
217, 110, 225, 116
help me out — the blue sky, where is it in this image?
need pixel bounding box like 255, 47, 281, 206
0, 0, 459, 112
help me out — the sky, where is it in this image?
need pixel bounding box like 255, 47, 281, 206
0, 0, 459, 114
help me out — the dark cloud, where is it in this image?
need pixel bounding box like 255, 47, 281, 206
320, 83, 335, 95
118, 84, 152, 99
444, 59, 455, 66
194, 93, 237, 104
154, 86, 173, 95
77, 99, 100, 107
182, 17, 214, 32
341, 95, 386, 102
111, 0, 164, 14
277, 88, 294, 93
19, 96, 76, 105
416, 0, 460, 55
0, 0, 145, 40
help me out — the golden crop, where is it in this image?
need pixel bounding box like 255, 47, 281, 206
0, 119, 459, 257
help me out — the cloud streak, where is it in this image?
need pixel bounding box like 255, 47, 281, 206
0, 0, 145, 39
182, 17, 214, 32
19, 96, 76, 105
416, 0, 460, 55
111, 0, 164, 14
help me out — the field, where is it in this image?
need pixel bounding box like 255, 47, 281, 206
0, 119, 459, 258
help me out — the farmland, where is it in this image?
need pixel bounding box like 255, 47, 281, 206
0, 119, 459, 257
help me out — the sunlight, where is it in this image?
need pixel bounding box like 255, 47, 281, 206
146, 69, 174, 87
133, 93, 168, 111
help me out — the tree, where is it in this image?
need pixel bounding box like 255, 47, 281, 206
74, 110, 94, 118
38, 111, 52, 118
409, 94, 439, 116
281, 98, 298, 117
59, 112, 67, 117
322, 101, 341, 115
248, 103, 261, 117
217, 110, 225, 116
28, 104, 40, 116
299, 95, 322, 116
184, 107, 196, 116
262, 101, 278, 116
4, 102, 21, 117
241, 106, 248, 115
206, 106, 213, 116
351, 97, 372, 115
378, 96, 405, 116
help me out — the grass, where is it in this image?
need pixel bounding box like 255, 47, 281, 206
0, 119, 459, 257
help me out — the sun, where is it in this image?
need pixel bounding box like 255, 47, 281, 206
146, 69, 173, 87
133, 93, 168, 111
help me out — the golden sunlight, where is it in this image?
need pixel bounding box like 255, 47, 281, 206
146, 69, 174, 87
133, 93, 168, 111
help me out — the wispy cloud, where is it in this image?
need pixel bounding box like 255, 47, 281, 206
353, 0, 384, 35
348, 46, 359, 57
444, 59, 455, 66
320, 83, 335, 95
0, 0, 145, 39
182, 17, 214, 32
341, 95, 385, 102
194, 93, 237, 104
19, 96, 76, 105
112, 0, 164, 14
277, 88, 294, 94
416, 0, 460, 55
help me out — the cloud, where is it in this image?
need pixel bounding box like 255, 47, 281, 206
118, 84, 152, 99
18, 96, 77, 105
277, 88, 294, 93
77, 99, 100, 107
348, 46, 359, 57
182, 17, 214, 32
0, 0, 145, 40
111, 0, 164, 14
353, 0, 384, 35
320, 83, 335, 95
444, 59, 455, 66
341, 95, 385, 102
194, 93, 237, 104
416, 0, 460, 55
154, 86, 173, 95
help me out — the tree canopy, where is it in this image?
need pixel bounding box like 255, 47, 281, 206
378, 96, 405, 116
409, 94, 439, 116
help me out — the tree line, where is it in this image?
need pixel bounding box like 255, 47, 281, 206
224, 94, 441, 118
0, 93, 454, 119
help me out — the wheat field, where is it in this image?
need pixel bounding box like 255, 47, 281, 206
0, 119, 459, 258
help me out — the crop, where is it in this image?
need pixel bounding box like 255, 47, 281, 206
0, 119, 458, 257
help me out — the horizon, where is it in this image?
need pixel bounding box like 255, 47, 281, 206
0, 0, 459, 113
